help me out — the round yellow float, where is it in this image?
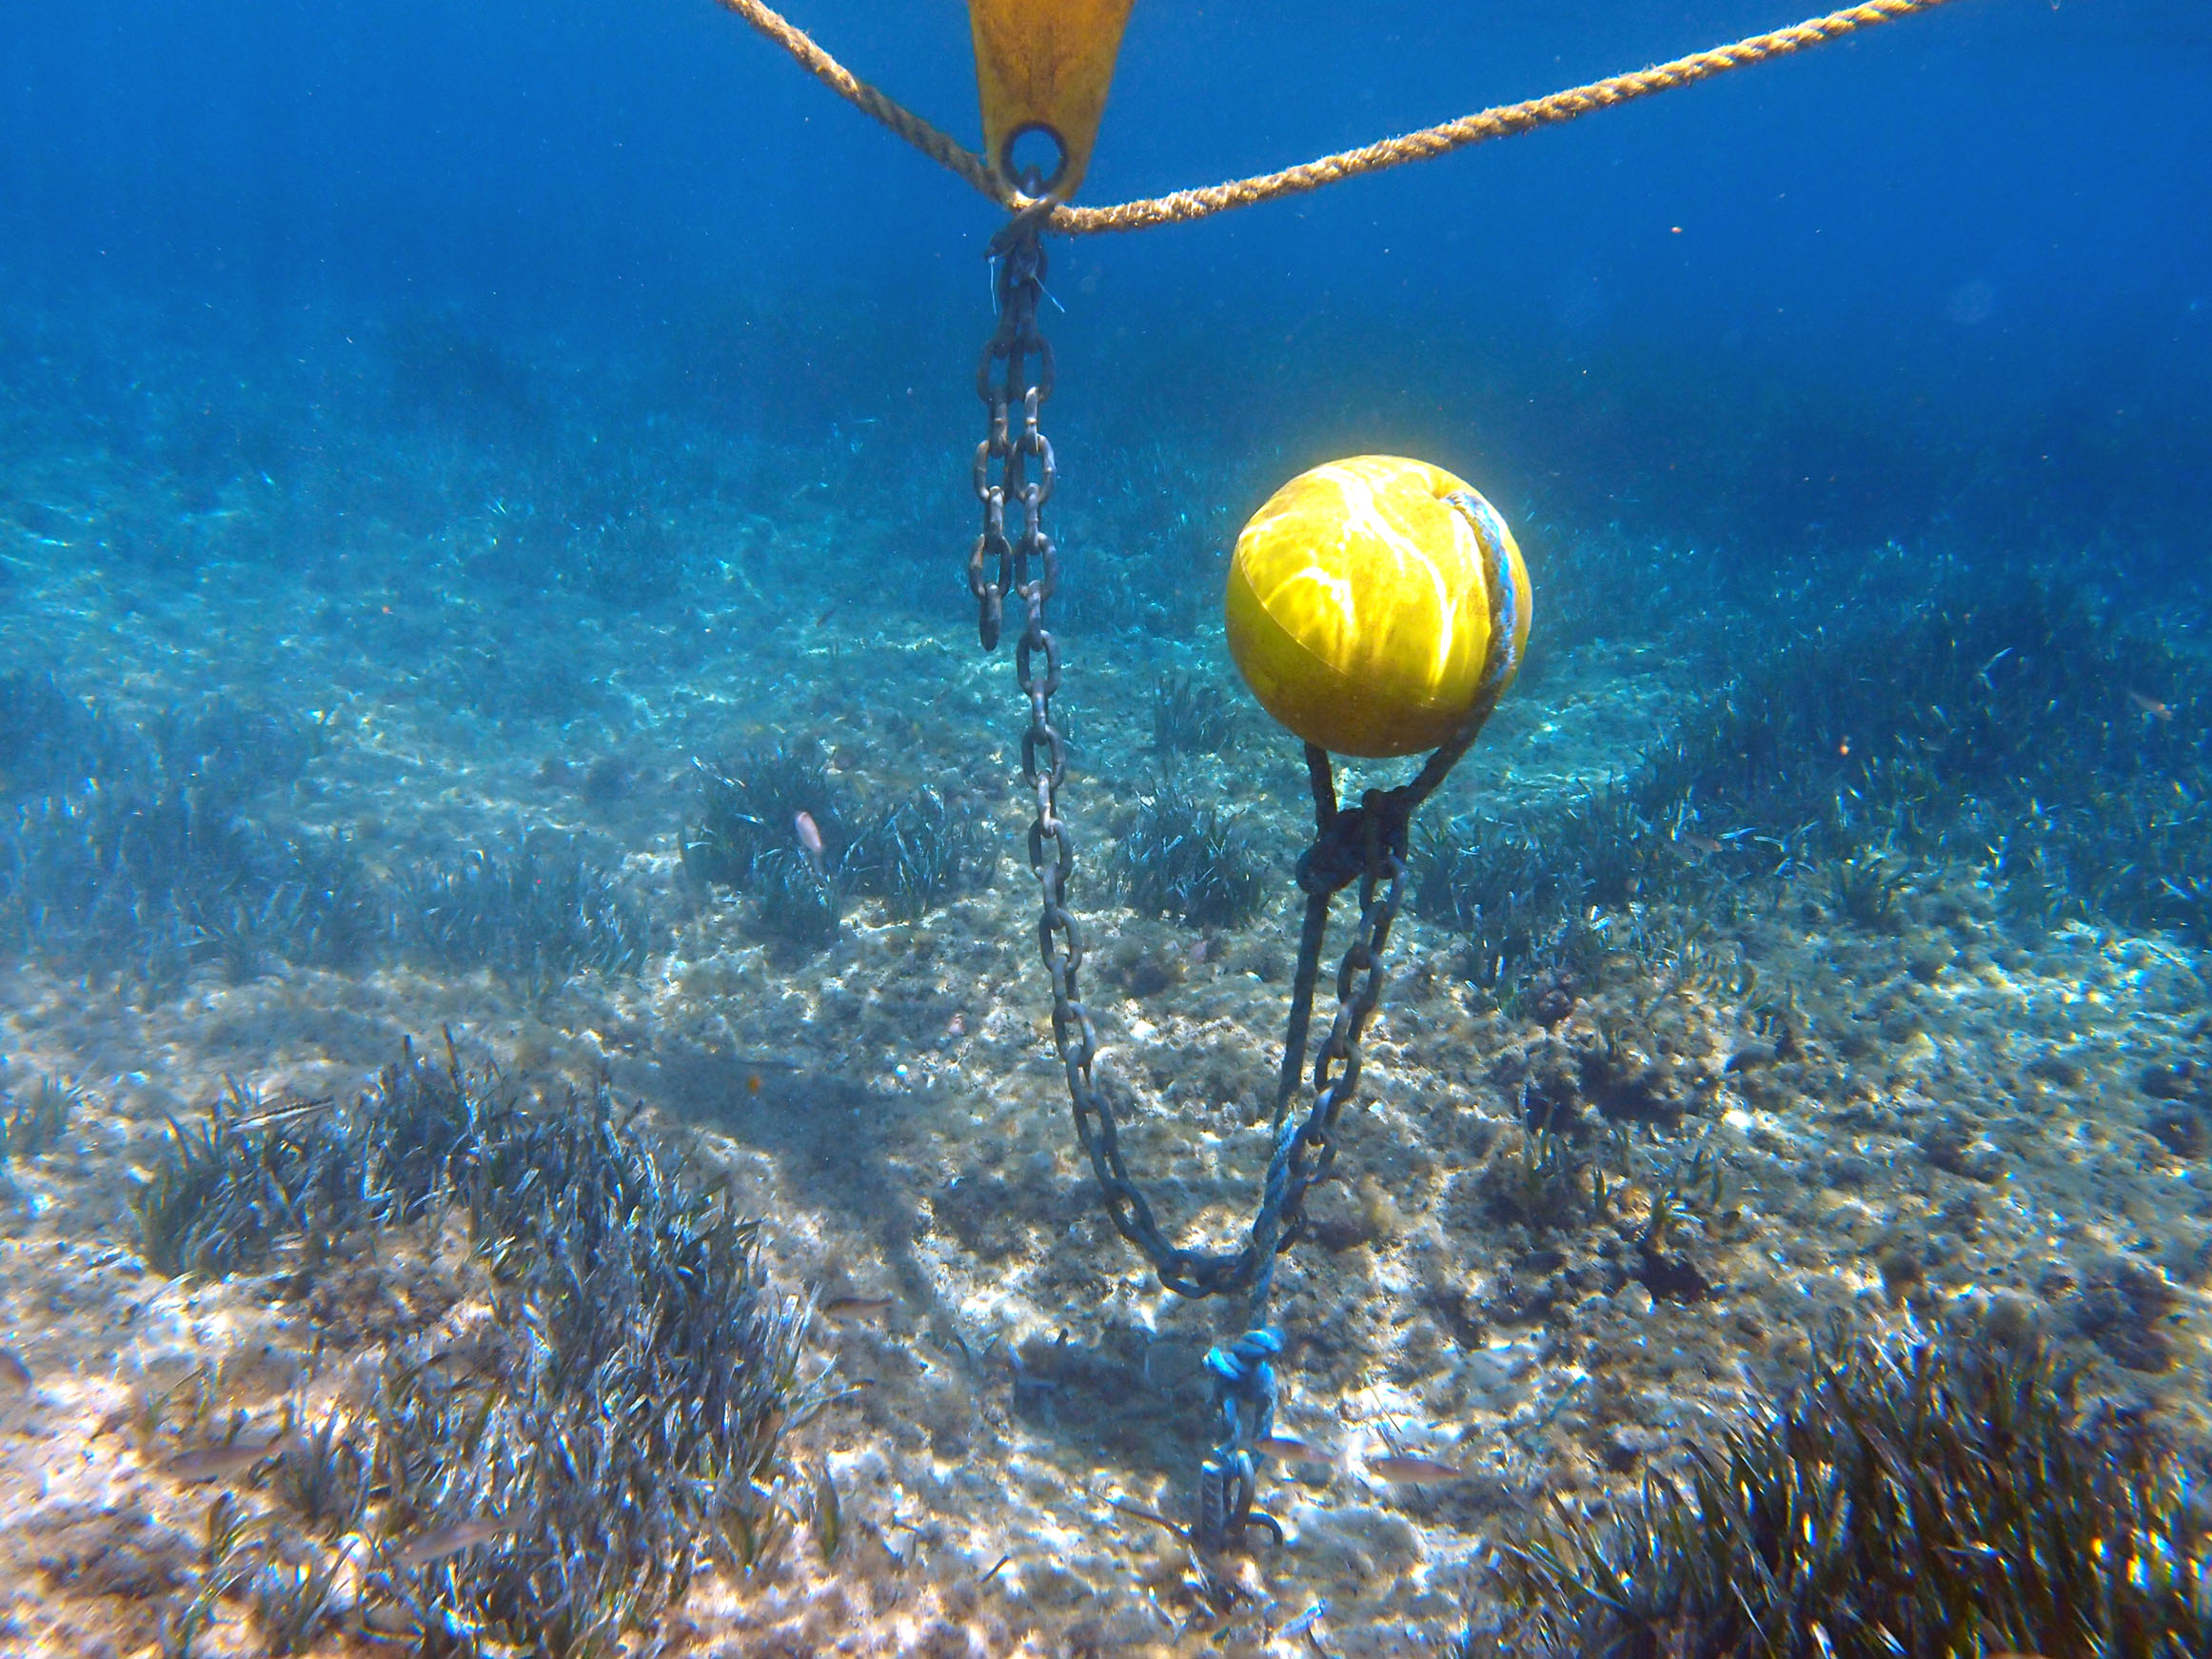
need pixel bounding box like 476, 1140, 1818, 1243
1225, 455, 1532, 758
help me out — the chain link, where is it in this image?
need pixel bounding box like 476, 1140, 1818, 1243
971, 226, 1236, 1299
967, 225, 1054, 652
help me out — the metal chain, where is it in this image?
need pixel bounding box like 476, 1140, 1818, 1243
972, 225, 1233, 1300
969, 217, 1520, 1554
1194, 764, 1413, 1550
966, 219, 1052, 651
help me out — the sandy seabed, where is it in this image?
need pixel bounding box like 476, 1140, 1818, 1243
2, 543, 2208, 1657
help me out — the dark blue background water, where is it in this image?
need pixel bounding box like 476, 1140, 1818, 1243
5, 0, 2207, 574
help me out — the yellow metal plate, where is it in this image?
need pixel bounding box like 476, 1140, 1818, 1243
969, 0, 1135, 201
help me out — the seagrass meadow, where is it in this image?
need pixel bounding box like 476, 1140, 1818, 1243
4, 0, 2211, 1654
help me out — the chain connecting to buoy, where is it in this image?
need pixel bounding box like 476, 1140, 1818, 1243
719, 0, 1957, 1556
968, 434, 1534, 1552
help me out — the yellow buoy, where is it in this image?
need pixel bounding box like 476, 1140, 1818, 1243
1225, 456, 1532, 759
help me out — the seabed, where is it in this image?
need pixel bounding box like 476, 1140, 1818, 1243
1, 411, 2208, 1656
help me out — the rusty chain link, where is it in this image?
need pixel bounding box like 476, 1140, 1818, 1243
966, 219, 1054, 651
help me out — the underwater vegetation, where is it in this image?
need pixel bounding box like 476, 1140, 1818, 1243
130, 1060, 486, 1281
1116, 783, 1268, 929
0, 1071, 79, 1163
2, 671, 648, 999
1411, 812, 1563, 994
0, 688, 376, 997
385, 312, 546, 440
1150, 667, 1240, 760
1639, 576, 2211, 923
1047, 436, 1256, 638
189, 826, 384, 987
742, 844, 845, 957
148, 699, 326, 802
132, 1046, 821, 1656
371, 1096, 817, 1654
682, 742, 853, 894
684, 741, 994, 950
451, 437, 703, 613
435, 632, 621, 730
396, 827, 649, 991
1486, 1332, 2211, 1659
1523, 535, 1731, 675
0, 669, 118, 797
1412, 790, 1689, 998
841, 790, 997, 922
1418, 567, 2212, 1005
6, 305, 2209, 1655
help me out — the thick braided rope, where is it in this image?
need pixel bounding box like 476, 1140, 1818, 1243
1046, 0, 1963, 232
714, 0, 1965, 234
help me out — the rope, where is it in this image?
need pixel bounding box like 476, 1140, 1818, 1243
1047, 0, 1963, 233
712, 0, 1966, 235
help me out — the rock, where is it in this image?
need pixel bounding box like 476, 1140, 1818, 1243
2146, 1102, 2210, 1160
2143, 1059, 2212, 1105
2070, 1257, 2178, 1373
1602, 1422, 1672, 1471
1917, 1116, 2003, 1182
1826, 1153, 1876, 1190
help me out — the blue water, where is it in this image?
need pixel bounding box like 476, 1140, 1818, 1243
5, 5, 2212, 1651
6, 0, 2207, 567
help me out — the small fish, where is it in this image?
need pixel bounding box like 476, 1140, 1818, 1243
0, 1348, 31, 1393
1363, 1453, 1467, 1484
1254, 1433, 1332, 1467
392, 1517, 509, 1568
820, 1294, 896, 1323
794, 810, 826, 875
166, 1438, 279, 1485
1675, 831, 1723, 857
2128, 689, 2175, 723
